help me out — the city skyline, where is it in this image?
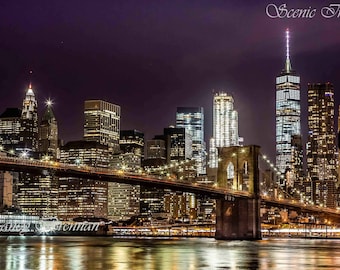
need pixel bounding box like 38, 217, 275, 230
0, 1, 340, 161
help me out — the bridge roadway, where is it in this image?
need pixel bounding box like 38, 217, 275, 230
1, 155, 340, 220
0, 156, 249, 199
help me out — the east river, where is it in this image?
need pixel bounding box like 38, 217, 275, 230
1, 236, 340, 269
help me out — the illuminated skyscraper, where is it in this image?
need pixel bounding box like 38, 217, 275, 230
276, 29, 301, 174
209, 92, 239, 168
16, 84, 59, 217
307, 83, 337, 208
107, 130, 144, 220
19, 83, 39, 155
0, 108, 22, 152
59, 141, 109, 220
0, 108, 22, 209
84, 100, 120, 153
164, 127, 192, 163
176, 107, 206, 174
38, 100, 58, 159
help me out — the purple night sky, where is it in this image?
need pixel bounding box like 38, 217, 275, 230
0, 1, 339, 160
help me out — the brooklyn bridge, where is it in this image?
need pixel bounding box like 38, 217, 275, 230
1, 145, 339, 240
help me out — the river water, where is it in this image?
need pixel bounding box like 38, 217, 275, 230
1, 236, 340, 269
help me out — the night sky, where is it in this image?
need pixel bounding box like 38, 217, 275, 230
1, 1, 340, 161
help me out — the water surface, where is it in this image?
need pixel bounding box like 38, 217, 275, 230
1, 236, 340, 269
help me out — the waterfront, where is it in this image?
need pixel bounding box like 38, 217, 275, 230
1, 237, 340, 269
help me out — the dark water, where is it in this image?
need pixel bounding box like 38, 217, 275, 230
1, 236, 340, 269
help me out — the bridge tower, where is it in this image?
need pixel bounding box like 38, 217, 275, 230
215, 145, 261, 240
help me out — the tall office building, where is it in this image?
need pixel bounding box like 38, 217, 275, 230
0, 108, 22, 210
290, 135, 304, 195
176, 107, 206, 174
38, 100, 58, 159
120, 130, 144, 155
59, 141, 110, 220
16, 170, 59, 217
140, 137, 166, 217
0, 108, 22, 152
107, 130, 144, 220
307, 83, 337, 208
19, 83, 39, 155
209, 92, 239, 168
15, 83, 59, 217
143, 138, 167, 167
163, 127, 192, 163
276, 29, 301, 174
84, 100, 120, 153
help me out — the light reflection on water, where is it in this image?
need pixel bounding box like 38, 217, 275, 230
1, 236, 340, 269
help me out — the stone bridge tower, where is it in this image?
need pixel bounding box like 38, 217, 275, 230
215, 145, 261, 240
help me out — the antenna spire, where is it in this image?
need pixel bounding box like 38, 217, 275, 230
285, 28, 292, 73
29, 70, 33, 89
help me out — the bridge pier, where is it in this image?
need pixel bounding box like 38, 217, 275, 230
215, 196, 261, 240
215, 145, 261, 240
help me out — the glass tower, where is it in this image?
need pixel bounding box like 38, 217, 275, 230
176, 107, 206, 174
209, 92, 239, 168
276, 29, 301, 174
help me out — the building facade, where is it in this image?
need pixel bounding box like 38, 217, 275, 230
0, 107, 21, 212
107, 130, 145, 220
0, 108, 22, 153
16, 171, 59, 217
19, 84, 39, 155
290, 135, 304, 194
143, 138, 167, 167
163, 127, 192, 164
84, 100, 120, 153
209, 92, 239, 168
59, 141, 110, 220
15, 84, 59, 217
119, 130, 144, 160
275, 29, 301, 174
307, 83, 337, 208
176, 107, 206, 174
38, 101, 59, 159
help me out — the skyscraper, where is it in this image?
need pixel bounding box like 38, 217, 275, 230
59, 140, 109, 220
107, 130, 144, 221
19, 83, 39, 155
307, 83, 337, 208
84, 100, 120, 153
143, 138, 167, 167
176, 107, 206, 174
0, 108, 22, 152
120, 130, 144, 160
276, 29, 301, 174
0, 108, 22, 210
38, 100, 58, 159
16, 84, 59, 216
163, 127, 192, 163
209, 92, 239, 168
